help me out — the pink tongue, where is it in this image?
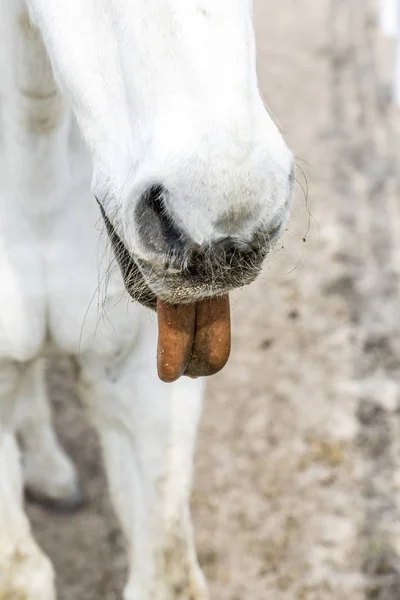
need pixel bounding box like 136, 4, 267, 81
156, 296, 231, 383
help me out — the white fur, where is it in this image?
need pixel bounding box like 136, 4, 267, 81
380, 0, 399, 37
26, 0, 293, 251
0, 0, 293, 598
379, 0, 400, 104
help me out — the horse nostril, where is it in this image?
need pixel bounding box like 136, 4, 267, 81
136, 185, 187, 258
212, 237, 253, 262
145, 184, 164, 217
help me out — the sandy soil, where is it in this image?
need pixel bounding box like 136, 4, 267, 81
27, 1, 400, 598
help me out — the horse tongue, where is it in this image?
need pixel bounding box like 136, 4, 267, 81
185, 295, 231, 378
157, 296, 231, 383
157, 301, 196, 383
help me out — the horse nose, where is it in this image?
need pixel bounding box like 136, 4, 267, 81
135, 184, 284, 269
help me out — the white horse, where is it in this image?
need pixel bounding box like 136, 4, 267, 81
0, 1, 294, 598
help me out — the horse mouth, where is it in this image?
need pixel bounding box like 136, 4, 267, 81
98, 203, 239, 381
99, 200, 265, 307
98, 199, 284, 383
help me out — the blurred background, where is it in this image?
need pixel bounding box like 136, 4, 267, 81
27, 1, 400, 599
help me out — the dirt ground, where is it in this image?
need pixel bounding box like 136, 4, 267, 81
26, 1, 400, 599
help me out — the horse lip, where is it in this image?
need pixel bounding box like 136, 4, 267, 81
137, 259, 235, 304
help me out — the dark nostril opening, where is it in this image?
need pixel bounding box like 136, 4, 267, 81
212, 237, 254, 262
136, 185, 187, 258
145, 184, 164, 219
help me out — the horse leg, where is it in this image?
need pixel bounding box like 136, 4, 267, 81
15, 358, 82, 511
78, 338, 208, 600
0, 361, 56, 600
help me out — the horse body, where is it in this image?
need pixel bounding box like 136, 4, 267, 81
0, 1, 293, 598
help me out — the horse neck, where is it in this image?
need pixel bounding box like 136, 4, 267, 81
0, 0, 78, 209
